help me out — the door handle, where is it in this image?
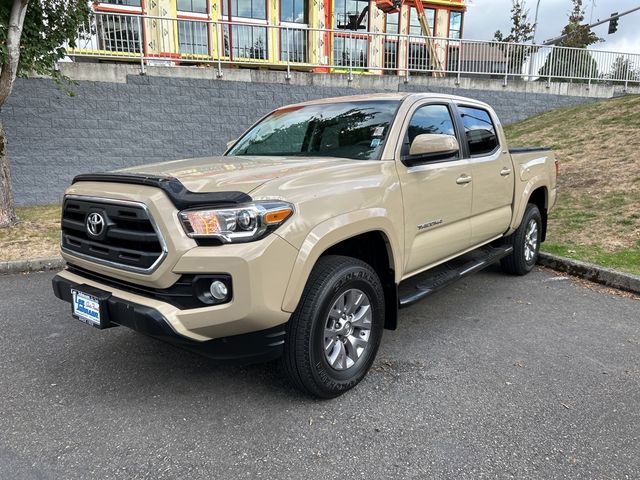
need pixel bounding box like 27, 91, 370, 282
456, 175, 472, 185
500, 167, 512, 176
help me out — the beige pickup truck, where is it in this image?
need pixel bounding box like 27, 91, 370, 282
52, 93, 557, 398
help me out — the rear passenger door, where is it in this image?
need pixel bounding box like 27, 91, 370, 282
395, 101, 473, 276
457, 105, 515, 244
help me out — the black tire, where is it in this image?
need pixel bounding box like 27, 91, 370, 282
501, 203, 542, 276
281, 255, 385, 399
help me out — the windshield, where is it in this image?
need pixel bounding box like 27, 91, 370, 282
227, 100, 400, 161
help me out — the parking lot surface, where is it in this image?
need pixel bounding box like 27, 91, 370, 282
0, 267, 638, 479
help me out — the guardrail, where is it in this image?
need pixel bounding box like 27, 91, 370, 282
67, 12, 640, 88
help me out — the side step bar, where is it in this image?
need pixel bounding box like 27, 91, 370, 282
398, 244, 514, 309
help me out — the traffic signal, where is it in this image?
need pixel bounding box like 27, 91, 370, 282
608, 13, 619, 34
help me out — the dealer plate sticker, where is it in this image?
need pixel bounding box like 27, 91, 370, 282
71, 289, 101, 326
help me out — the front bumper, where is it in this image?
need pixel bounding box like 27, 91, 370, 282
57, 232, 298, 341
52, 274, 286, 364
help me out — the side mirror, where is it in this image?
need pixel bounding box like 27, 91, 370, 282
225, 139, 237, 151
404, 134, 459, 165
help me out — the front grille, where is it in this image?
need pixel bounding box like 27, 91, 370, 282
61, 196, 166, 272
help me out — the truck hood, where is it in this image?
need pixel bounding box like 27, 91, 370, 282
117, 155, 352, 194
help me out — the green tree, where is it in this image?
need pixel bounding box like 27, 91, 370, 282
493, 1, 537, 75
538, 0, 601, 82
558, 0, 600, 48
494, 0, 536, 44
0, 0, 90, 227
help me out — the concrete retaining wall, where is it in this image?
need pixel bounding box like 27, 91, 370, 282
1, 63, 603, 205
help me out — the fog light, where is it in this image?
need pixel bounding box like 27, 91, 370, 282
209, 280, 228, 301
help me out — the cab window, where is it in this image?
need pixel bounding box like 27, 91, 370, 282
403, 104, 457, 159
458, 106, 499, 156
407, 104, 456, 143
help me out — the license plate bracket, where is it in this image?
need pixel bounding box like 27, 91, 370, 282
71, 284, 113, 329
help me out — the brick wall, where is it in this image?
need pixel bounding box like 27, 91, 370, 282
0, 69, 596, 205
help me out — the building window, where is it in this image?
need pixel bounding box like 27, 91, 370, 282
333, 0, 368, 67
281, 0, 306, 23
223, 25, 267, 59
334, 36, 368, 68
449, 11, 462, 39
408, 7, 435, 72
280, 28, 307, 62
177, 0, 207, 13
409, 7, 435, 36
385, 11, 399, 33
222, 0, 266, 19
334, 0, 368, 30
178, 20, 209, 55
222, 0, 268, 60
98, 15, 141, 53
280, 0, 307, 62
384, 12, 399, 71
98, 0, 141, 7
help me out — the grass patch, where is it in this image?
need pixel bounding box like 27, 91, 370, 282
0, 205, 61, 262
544, 243, 640, 276
506, 94, 640, 275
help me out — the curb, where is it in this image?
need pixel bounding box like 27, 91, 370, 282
0, 256, 65, 276
538, 252, 640, 295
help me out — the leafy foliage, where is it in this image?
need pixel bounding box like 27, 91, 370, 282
493, 0, 536, 44
0, 0, 91, 83
0, 0, 91, 227
558, 0, 600, 49
537, 0, 601, 82
493, 1, 537, 75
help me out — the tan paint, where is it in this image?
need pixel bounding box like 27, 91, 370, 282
59, 92, 556, 342
280, 209, 404, 312
118, 155, 362, 194
389, 95, 473, 273
397, 156, 474, 274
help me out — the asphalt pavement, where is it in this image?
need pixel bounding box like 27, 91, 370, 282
0, 267, 638, 479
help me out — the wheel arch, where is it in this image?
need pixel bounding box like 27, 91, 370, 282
281, 211, 402, 330
527, 186, 548, 242
510, 182, 549, 242
322, 231, 398, 331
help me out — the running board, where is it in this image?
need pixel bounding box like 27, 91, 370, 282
398, 244, 513, 309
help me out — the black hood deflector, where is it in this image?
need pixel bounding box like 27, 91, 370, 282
72, 173, 252, 210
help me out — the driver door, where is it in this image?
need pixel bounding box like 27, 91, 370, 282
394, 102, 474, 277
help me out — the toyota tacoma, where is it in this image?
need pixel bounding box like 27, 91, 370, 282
52, 93, 558, 398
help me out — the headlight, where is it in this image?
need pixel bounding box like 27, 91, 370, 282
178, 201, 294, 244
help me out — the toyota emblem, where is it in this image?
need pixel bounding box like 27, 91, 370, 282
86, 212, 105, 238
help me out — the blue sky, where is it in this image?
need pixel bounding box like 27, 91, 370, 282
463, 0, 640, 53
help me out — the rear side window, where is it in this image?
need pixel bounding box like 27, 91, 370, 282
458, 106, 499, 156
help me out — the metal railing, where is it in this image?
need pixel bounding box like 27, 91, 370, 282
67, 12, 640, 88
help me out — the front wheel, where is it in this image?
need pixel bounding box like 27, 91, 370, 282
501, 203, 542, 276
281, 255, 385, 398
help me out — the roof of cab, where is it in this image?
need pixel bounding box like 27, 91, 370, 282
284, 92, 492, 110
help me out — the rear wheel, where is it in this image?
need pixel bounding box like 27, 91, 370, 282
281, 255, 385, 398
501, 203, 542, 275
